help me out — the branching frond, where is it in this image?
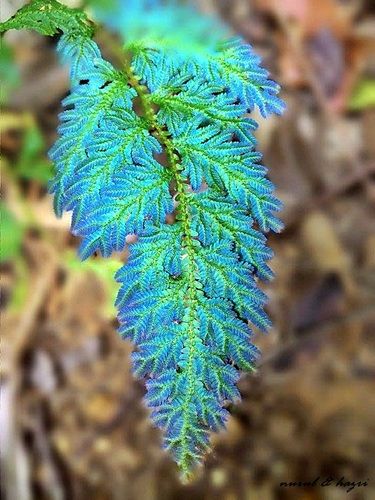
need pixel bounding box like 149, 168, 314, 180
1, 0, 285, 476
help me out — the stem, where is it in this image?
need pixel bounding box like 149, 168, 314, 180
123, 59, 202, 472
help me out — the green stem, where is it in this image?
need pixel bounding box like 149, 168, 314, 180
124, 61, 202, 473
98, 29, 203, 470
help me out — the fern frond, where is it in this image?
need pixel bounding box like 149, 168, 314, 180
0, 0, 93, 38
210, 38, 286, 117
92, 0, 225, 53
1, 0, 285, 476
190, 193, 275, 281
48, 41, 174, 259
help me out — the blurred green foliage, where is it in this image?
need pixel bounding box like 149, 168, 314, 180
0, 39, 20, 105
349, 79, 375, 110
0, 203, 24, 263
0, 191, 29, 311
15, 124, 55, 183
88, 0, 226, 54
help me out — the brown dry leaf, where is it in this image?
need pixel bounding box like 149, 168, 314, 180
254, 0, 371, 112
364, 234, 375, 268
82, 393, 120, 425
255, 0, 358, 38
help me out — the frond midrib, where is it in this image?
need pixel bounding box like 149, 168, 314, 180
124, 60, 204, 473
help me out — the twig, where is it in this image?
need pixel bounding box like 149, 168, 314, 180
270, 0, 332, 120
1, 246, 58, 500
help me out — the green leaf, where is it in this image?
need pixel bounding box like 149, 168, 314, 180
15, 125, 55, 184
349, 79, 375, 111
0, 203, 24, 262
0, 39, 20, 105
0, 0, 94, 38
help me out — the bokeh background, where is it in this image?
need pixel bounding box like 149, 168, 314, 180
1, 1, 375, 499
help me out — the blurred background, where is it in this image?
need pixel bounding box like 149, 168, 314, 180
1, 1, 375, 499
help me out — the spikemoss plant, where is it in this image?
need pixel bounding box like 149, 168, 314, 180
1, 0, 285, 475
